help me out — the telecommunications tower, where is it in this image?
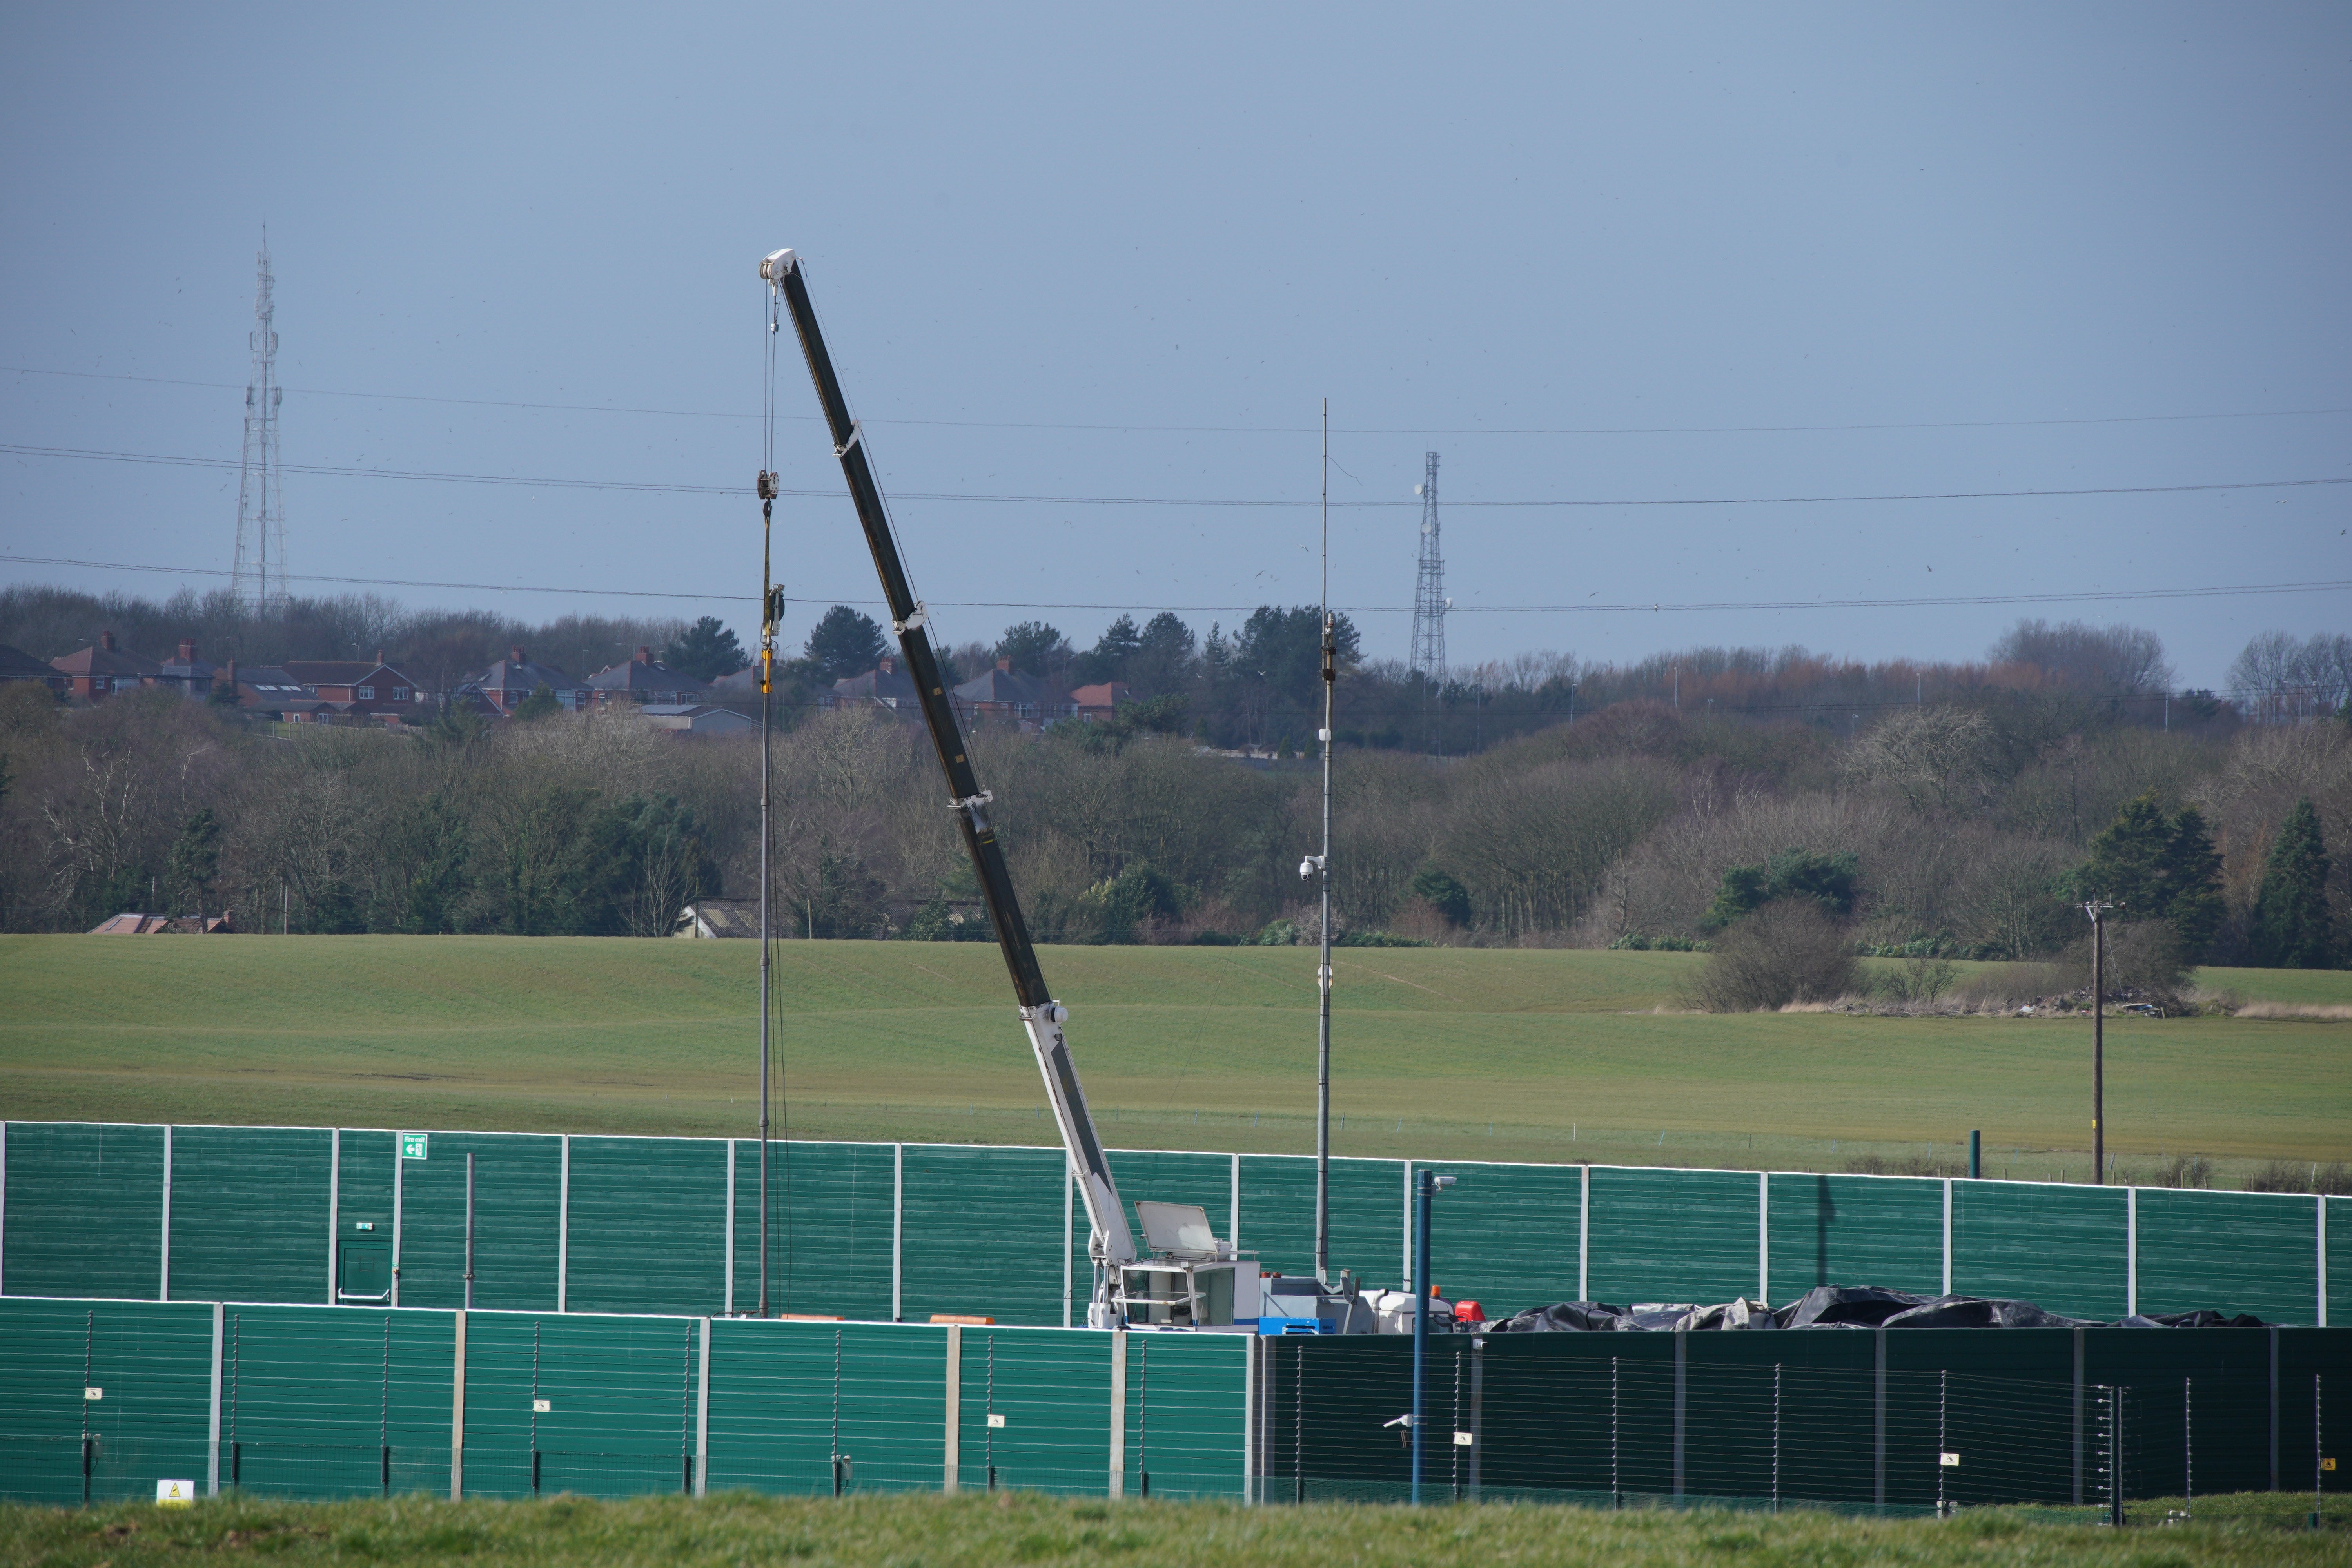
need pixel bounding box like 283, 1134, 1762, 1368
1408, 450, 1446, 679
232, 239, 288, 612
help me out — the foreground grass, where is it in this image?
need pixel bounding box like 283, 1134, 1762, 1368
2, 1492, 2345, 1568
3, 936, 2346, 1178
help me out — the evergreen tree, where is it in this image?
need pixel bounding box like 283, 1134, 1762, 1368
2079, 789, 2170, 912
511, 683, 563, 722
802, 606, 889, 684
661, 616, 747, 681
2160, 806, 2225, 960
2251, 798, 2337, 968
995, 621, 1073, 676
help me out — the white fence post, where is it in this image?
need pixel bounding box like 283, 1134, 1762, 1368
160, 1125, 173, 1301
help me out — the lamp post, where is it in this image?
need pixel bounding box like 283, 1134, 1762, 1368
1412, 1169, 1455, 1504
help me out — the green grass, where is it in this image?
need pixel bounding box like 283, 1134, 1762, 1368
2, 935, 2347, 1180
2, 1491, 2345, 1568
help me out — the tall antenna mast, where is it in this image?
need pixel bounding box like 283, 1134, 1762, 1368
232, 237, 288, 612
1410, 450, 1445, 750
1313, 399, 1336, 1283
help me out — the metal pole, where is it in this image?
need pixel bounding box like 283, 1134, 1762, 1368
464, 1152, 475, 1312
1412, 1169, 1429, 1504
757, 271, 782, 1319
2091, 905, 2105, 1183
1315, 397, 1334, 1285
1968, 1129, 1981, 1181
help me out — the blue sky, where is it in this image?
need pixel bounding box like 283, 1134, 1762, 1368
2, 2, 2345, 684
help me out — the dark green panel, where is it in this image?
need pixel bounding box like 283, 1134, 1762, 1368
1768, 1173, 1944, 1304
336, 1129, 396, 1239
955, 1326, 1109, 1496
1587, 1166, 1760, 1307
1882, 1328, 2078, 1506
1120, 1331, 1246, 1500
1951, 1181, 2126, 1322
1413, 1161, 1581, 1320
461, 1310, 697, 1499
2136, 1189, 2317, 1324
3, 1123, 163, 1301
564, 1138, 726, 1318
2081, 1327, 2279, 1500
167, 1127, 332, 1306
1682, 1329, 1884, 1506
733, 1140, 897, 1321
222, 1305, 453, 1498
1238, 1155, 1406, 1292
2277, 1327, 2352, 1494
2333, 1198, 2350, 1328
390, 1132, 560, 1312
0, 1297, 214, 1504
707, 1318, 946, 1495
902, 1145, 1067, 1327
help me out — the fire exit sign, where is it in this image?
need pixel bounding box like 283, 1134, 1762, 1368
400, 1133, 428, 1160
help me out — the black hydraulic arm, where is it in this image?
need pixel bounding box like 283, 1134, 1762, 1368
767, 252, 1129, 1259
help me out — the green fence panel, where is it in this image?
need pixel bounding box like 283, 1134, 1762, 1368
388, 1132, 561, 1312
0, 1297, 214, 1504
461, 1310, 697, 1500
2330, 1197, 2349, 1330
1768, 1172, 1945, 1304
2136, 1189, 2318, 1325
954, 1326, 1110, 1496
1950, 1181, 2126, 1323
1683, 1330, 1886, 1506
2278, 1327, 2352, 1494
3, 1123, 164, 1301
704, 1318, 942, 1495
732, 1140, 897, 1321
1587, 1167, 1759, 1307
564, 1138, 726, 1318
904, 1145, 1067, 1327
1239, 1155, 1405, 1292
222, 1305, 453, 1498
1119, 1332, 1246, 1500
1408, 1161, 1581, 1319
337, 1129, 396, 1250
167, 1127, 332, 1307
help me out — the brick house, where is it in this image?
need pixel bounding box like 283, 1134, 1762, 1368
0, 643, 68, 693
833, 655, 922, 711
587, 647, 710, 708
50, 632, 158, 701
152, 639, 220, 701
1068, 681, 1132, 721
457, 648, 587, 717
953, 659, 1076, 728
280, 652, 432, 725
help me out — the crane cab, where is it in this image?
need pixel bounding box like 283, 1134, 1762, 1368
1116, 1201, 1260, 1331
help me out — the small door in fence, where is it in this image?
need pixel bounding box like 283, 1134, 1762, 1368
338, 1238, 392, 1303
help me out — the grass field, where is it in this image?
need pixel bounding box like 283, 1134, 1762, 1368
2, 935, 2347, 1181
2, 1491, 2344, 1567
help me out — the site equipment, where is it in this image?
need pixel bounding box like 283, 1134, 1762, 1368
765, 247, 1269, 1332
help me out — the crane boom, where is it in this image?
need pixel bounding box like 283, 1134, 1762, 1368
765, 250, 1139, 1321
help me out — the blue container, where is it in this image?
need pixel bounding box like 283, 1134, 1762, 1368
1258, 1315, 1336, 1335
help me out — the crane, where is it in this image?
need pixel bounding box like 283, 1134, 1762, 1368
762, 248, 1265, 1331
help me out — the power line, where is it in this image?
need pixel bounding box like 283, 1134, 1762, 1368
4, 554, 2343, 617
7, 363, 2350, 438
4, 441, 2348, 510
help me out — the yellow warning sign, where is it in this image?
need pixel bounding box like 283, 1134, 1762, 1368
156, 1479, 194, 1506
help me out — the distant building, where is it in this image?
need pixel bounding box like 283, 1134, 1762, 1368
675, 899, 760, 938
953, 659, 1076, 728
152, 639, 220, 702
280, 653, 431, 725
588, 647, 710, 708
641, 702, 758, 735
0, 643, 67, 693
1069, 681, 1132, 721
51, 632, 159, 701
459, 648, 588, 717
89, 911, 235, 934
833, 655, 921, 711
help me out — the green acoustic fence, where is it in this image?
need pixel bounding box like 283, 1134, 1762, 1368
1263, 1326, 2352, 1512
0, 1296, 1250, 1507
3, 1123, 2337, 1330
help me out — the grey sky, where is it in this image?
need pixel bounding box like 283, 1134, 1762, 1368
3, 2, 2345, 686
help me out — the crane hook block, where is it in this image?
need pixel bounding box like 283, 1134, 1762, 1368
756, 471, 779, 501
